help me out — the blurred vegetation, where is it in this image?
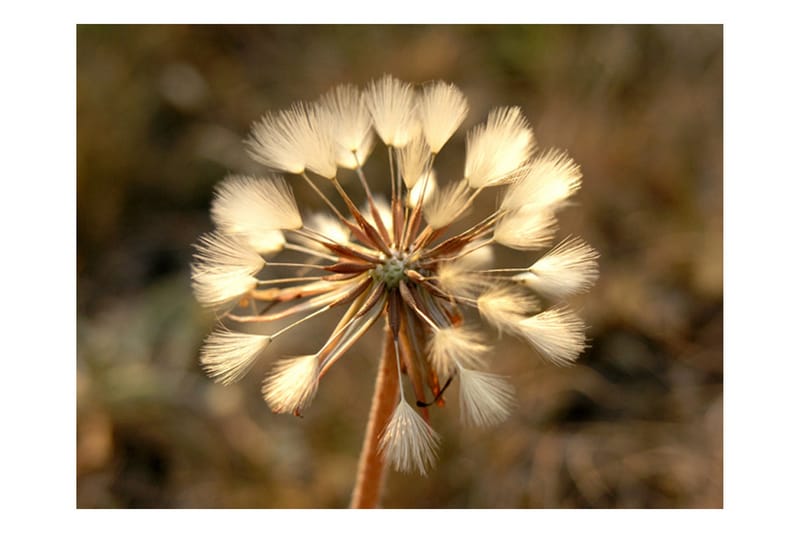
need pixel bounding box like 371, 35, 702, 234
77, 25, 722, 508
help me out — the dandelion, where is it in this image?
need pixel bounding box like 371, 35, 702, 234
191, 75, 598, 507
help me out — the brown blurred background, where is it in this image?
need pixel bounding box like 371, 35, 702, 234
76, 25, 722, 508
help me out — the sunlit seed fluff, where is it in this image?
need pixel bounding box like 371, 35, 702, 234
398, 134, 432, 189
192, 76, 597, 477
379, 400, 440, 475
516, 306, 586, 366
464, 106, 535, 188
192, 231, 266, 273
435, 259, 491, 298
319, 84, 375, 169
200, 329, 272, 385
428, 327, 490, 376
262, 355, 320, 414
190, 232, 265, 309
500, 149, 583, 213
191, 268, 258, 311
494, 206, 558, 251
406, 170, 437, 208
458, 368, 515, 427
417, 81, 468, 153
210, 175, 303, 249
477, 286, 540, 334
363, 75, 418, 147
514, 237, 599, 299
247, 229, 286, 254
422, 179, 471, 229
457, 239, 494, 269
296, 211, 350, 252
247, 102, 337, 178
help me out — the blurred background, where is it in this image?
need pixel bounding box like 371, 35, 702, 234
77, 25, 722, 508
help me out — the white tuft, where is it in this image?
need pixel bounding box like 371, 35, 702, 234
262, 355, 320, 414
464, 106, 535, 188
458, 239, 494, 269
477, 285, 540, 334
398, 134, 432, 189
516, 306, 586, 366
494, 206, 558, 251
200, 329, 272, 385
406, 170, 437, 208
246, 229, 286, 254
296, 211, 351, 252
210, 175, 302, 251
319, 84, 375, 169
423, 179, 471, 229
191, 232, 264, 309
514, 237, 599, 299
458, 368, 515, 427
500, 149, 582, 212
247, 103, 337, 178
379, 400, 440, 475
363, 75, 418, 147
428, 326, 490, 376
436, 259, 491, 298
417, 81, 468, 153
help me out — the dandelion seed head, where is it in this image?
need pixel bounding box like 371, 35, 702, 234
192, 76, 596, 475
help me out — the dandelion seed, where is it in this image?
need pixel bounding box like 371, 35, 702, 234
247, 103, 337, 178
200, 329, 272, 385
190, 232, 264, 310
477, 286, 540, 334
514, 236, 599, 299
458, 368, 515, 427
428, 326, 490, 376
379, 400, 440, 474
210, 174, 303, 248
319, 84, 375, 169
422, 179, 471, 229
516, 306, 587, 366
500, 149, 582, 213
398, 134, 432, 189
363, 75, 418, 148
494, 206, 558, 250
464, 106, 535, 188
262, 355, 321, 414
417, 80, 468, 154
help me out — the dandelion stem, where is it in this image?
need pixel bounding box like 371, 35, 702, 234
350, 328, 399, 509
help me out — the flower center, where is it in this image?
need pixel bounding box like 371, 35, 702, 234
373, 254, 408, 289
